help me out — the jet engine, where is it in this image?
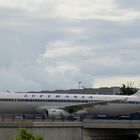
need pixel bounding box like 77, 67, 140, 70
44, 109, 70, 119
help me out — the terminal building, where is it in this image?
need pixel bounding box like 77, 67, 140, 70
28, 87, 121, 95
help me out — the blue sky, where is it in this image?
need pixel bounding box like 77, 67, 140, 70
0, 0, 140, 91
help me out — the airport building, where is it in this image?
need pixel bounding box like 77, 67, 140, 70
29, 87, 121, 95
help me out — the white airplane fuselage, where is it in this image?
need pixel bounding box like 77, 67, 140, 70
0, 92, 140, 116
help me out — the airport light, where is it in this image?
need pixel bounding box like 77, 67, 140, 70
78, 82, 81, 89
81, 86, 86, 89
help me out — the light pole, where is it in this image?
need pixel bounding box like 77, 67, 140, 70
78, 82, 81, 89
81, 86, 86, 90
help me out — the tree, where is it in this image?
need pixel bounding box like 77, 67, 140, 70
12, 128, 43, 140
120, 82, 138, 95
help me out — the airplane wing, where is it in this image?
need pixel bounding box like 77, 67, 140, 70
37, 97, 128, 114
60, 97, 128, 113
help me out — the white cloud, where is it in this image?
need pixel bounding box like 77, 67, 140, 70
126, 38, 140, 47
38, 40, 140, 83
0, 0, 45, 12
62, 26, 86, 35
0, 68, 41, 91
0, 0, 140, 91
39, 0, 140, 23
41, 41, 78, 58
94, 76, 140, 88
36, 41, 96, 89
41, 41, 93, 59
44, 62, 79, 76
0, 0, 140, 23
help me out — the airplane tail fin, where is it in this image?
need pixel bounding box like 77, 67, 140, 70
133, 89, 140, 96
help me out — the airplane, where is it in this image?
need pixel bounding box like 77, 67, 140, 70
0, 89, 140, 119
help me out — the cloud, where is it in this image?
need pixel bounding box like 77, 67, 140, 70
37, 41, 95, 89
41, 41, 93, 58
0, 0, 45, 12
94, 76, 140, 88
0, 0, 140, 91
0, 68, 41, 91
0, 0, 140, 23
38, 40, 140, 89
116, 0, 140, 10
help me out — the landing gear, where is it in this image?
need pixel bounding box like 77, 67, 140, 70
68, 115, 74, 121
43, 110, 49, 119
79, 113, 86, 121
60, 114, 65, 121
